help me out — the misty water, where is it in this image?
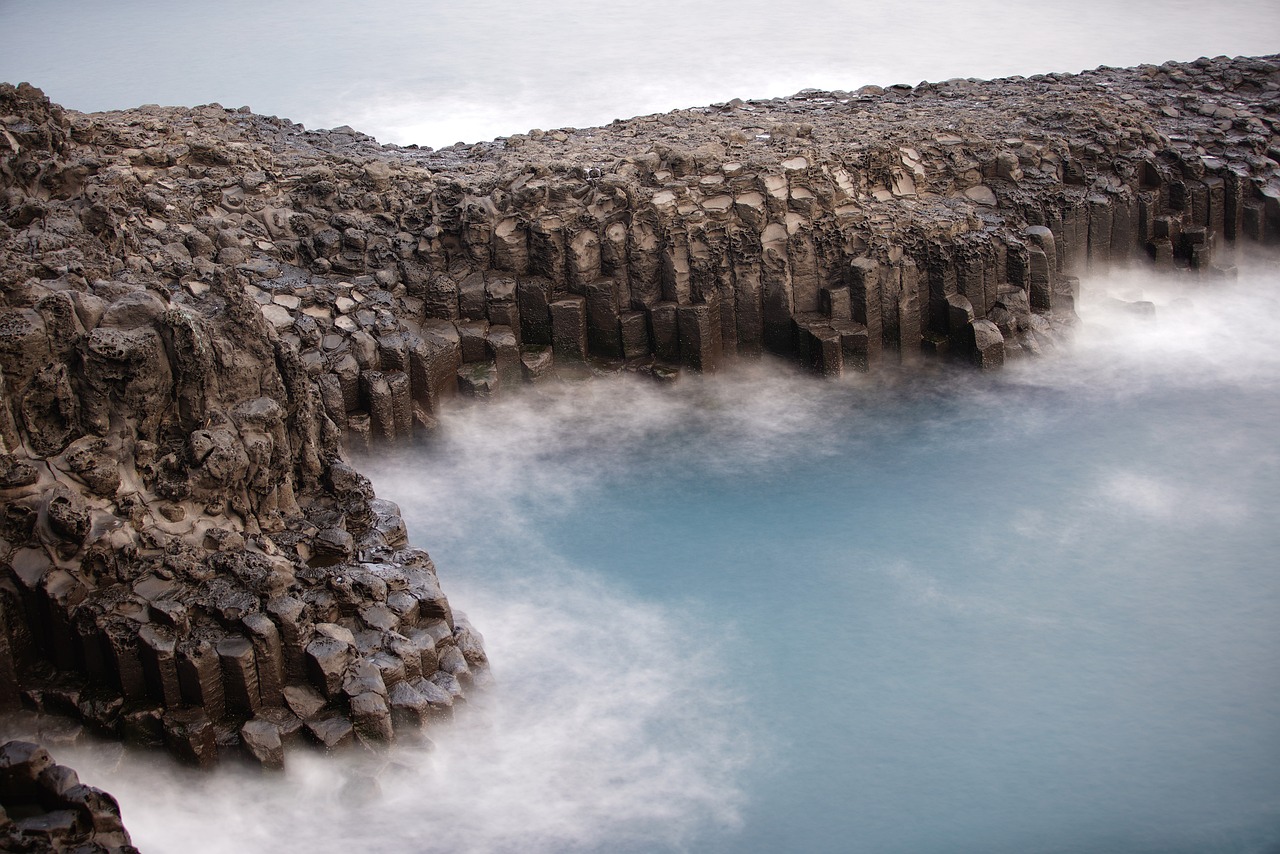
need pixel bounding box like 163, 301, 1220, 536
5, 4, 1280, 851
4, 0, 1279, 147
53, 258, 1280, 853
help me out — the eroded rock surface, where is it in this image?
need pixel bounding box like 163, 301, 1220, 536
0, 55, 1279, 765
0, 89, 491, 769
0, 740, 137, 852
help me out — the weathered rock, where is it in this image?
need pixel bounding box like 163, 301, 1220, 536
216, 636, 261, 717
550, 297, 588, 362
457, 361, 500, 398
282, 683, 328, 721
407, 677, 454, 719
972, 319, 1006, 369
349, 691, 394, 743
162, 707, 218, 768
240, 718, 285, 769
304, 710, 353, 751
520, 347, 555, 382
0, 453, 38, 488
305, 636, 352, 700
1, 54, 1277, 767
0, 740, 137, 852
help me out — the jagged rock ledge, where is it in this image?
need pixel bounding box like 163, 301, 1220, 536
0, 54, 1278, 768
0, 739, 136, 852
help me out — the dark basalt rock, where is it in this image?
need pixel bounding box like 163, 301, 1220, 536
1, 54, 1279, 767
0, 740, 138, 852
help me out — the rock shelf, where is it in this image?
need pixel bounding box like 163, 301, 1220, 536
0, 54, 1278, 767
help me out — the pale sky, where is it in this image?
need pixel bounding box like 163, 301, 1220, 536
2, 0, 1277, 147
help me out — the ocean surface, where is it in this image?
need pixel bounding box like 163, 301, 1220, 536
2, 0, 1279, 147
58, 258, 1280, 853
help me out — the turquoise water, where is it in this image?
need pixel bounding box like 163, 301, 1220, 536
63, 262, 1280, 853
371, 262, 1280, 853
7, 2, 1280, 847
516, 378, 1280, 854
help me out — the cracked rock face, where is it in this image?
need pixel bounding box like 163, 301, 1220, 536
0, 88, 491, 770
1, 55, 1279, 766
0, 740, 137, 852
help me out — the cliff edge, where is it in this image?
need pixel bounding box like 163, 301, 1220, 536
0, 54, 1277, 767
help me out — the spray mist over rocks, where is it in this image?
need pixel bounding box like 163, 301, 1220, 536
58, 567, 750, 854
56, 254, 1280, 854
1006, 252, 1280, 394
2, 42, 1280, 852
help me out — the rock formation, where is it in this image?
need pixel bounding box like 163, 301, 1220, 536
0, 54, 1278, 766
0, 740, 136, 852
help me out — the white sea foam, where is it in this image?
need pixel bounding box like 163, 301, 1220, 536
65, 563, 749, 854
1007, 252, 1280, 394
53, 263, 1280, 853
4, 0, 1280, 846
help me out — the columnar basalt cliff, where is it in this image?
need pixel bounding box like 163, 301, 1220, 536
0, 740, 136, 852
0, 55, 1278, 768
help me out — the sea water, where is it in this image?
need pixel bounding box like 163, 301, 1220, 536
5, 4, 1280, 850
59, 257, 1280, 853
3, 0, 1279, 147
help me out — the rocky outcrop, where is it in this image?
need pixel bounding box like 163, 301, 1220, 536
0, 740, 136, 852
0, 55, 1278, 765
0, 90, 489, 769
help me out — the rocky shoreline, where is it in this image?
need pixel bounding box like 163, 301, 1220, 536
0, 52, 1277, 823
0, 739, 136, 852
